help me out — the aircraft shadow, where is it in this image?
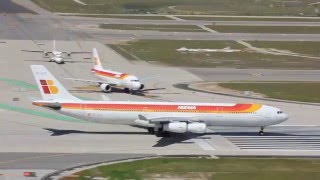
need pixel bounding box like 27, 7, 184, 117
44, 128, 149, 136
152, 133, 203, 147
44, 128, 202, 147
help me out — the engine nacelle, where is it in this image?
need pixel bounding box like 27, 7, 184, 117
139, 84, 145, 90
187, 123, 206, 134
163, 122, 187, 133
100, 83, 112, 92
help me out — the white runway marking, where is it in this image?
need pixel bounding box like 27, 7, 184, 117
193, 138, 216, 150
73, 0, 87, 5
225, 136, 320, 150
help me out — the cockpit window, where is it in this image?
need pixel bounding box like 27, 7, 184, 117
130, 80, 139, 82
277, 111, 283, 114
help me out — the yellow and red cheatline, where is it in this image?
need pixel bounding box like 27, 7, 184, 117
61, 103, 262, 113
93, 69, 128, 79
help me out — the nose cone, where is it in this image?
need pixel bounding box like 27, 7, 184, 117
276, 113, 289, 124
132, 82, 141, 90
281, 113, 289, 122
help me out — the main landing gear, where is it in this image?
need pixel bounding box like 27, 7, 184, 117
148, 127, 170, 137
259, 127, 264, 136
124, 88, 132, 94
147, 127, 155, 134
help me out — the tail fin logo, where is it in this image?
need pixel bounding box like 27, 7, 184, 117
40, 80, 59, 94
94, 57, 99, 65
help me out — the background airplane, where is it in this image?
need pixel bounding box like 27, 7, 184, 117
65, 48, 146, 93
31, 65, 288, 137
22, 40, 90, 64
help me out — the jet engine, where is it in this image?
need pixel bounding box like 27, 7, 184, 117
187, 123, 206, 134
163, 122, 187, 133
139, 84, 145, 90
100, 83, 112, 92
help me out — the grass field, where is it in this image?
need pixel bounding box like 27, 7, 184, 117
31, 0, 316, 16
219, 82, 320, 103
208, 25, 320, 34
100, 24, 205, 32
71, 158, 320, 180
108, 40, 320, 69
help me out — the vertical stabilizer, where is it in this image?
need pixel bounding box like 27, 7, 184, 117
53, 40, 56, 52
31, 65, 81, 101
93, 48, 104, 70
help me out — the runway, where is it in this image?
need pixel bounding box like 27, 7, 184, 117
1, 0, 320, 179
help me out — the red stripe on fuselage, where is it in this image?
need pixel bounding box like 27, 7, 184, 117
94, 69, 128, 79
61, 103, 253, 112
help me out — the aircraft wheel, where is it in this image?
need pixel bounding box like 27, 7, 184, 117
259, 130, 264, 136
124, 88, 130, 93
259, 127, 265, 136
148, 127, 155, 134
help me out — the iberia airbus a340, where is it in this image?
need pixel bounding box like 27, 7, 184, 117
31, 65, 288, 136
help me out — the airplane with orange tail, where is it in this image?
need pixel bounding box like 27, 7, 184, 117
31, 65, 288, 137
65, 48, 145, 93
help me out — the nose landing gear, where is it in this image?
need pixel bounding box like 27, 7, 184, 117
259, 127, 264, 136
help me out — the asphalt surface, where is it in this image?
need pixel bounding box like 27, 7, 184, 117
1, 0, 320, 179
0, 0, 35, 14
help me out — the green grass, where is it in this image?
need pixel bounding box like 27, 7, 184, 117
68, 14, 171, 20
73, 158, 320, 180
109, 40, 320, 69
249, 41, 320, 56
208, 25, 320, 34
100, 24, 205, 32
31, 0, 316, 16
219, 82, 320, 103
180, 16, 320, 21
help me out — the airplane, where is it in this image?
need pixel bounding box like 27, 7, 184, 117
30, 65, 289, 137
22, 40, 90, 64
65, 48, 145, 93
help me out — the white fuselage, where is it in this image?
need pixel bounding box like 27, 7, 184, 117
47, 101, 288, 128
93, 68, 142, 90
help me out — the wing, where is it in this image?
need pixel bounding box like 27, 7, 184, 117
138, 115, 199, 123
62, 51, 91, 56
22, 50, 46, 53
64, 78, 118, 86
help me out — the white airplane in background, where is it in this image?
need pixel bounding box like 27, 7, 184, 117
65, 48, 145, 93
31, 65, 288, 137
22, 40, 90, 64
